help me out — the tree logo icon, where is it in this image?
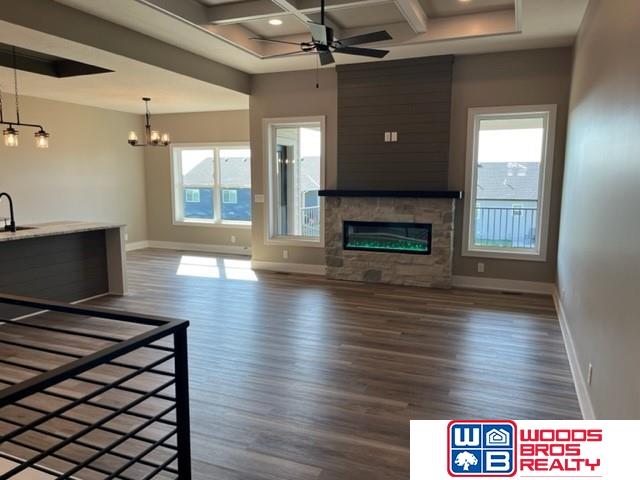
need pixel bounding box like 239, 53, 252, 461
455, 451, 479, 471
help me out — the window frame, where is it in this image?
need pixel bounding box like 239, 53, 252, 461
170, 142, 251, 228
263, 116, 326, 248
461, 105, 557, 261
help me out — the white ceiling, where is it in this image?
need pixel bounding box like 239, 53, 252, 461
421, 0, 514, 17
0, 0, 589, 113
0, 20, 249, 114
52, 0, 589, 75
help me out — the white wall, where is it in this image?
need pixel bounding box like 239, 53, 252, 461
0, 94, 147, 242
557, 0, 640, 418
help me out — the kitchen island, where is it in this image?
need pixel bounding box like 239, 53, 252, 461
0, 221, 127, 319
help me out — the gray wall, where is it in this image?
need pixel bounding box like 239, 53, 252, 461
336, 56, 453, 190
557, 0, 640, 418
249, 69, 338, 266
144, 110, 251, 249
449, 48, 573, 282
0, 94, 148, 243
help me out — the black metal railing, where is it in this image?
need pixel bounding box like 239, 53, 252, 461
0, 294, 191, 480
474, 206, 538, 249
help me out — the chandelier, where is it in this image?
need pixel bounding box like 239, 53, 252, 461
1, 46, 50, 148
128, 97, 170, 147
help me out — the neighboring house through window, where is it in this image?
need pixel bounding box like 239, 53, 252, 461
171, 144, 251, 226
264, 116, 325, 245
462, 105, 556, 260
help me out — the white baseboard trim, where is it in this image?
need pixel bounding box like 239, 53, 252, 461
141, 240, 251, 256
552, 288, 596, 420
126, 240, 150, 251
452, 275, 555, 295
251, 260, 326, 276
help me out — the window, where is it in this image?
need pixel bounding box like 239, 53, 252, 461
185, 189, 201, 203
172, 144, 251, 225
222, 189, 238, 204
264, 117, 325, 245
462, 106, 556, 260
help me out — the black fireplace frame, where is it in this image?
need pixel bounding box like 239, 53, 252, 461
342, 220, 432, 255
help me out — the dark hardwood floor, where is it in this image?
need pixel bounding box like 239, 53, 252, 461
2, 248, 581, 479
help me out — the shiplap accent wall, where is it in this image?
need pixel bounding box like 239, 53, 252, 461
336, 55, 454, 190
0, 231, 109, 319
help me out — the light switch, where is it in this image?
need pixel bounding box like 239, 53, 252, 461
254, 194, 265, 203
391, 131, 398, 142
384, 132, 391, 142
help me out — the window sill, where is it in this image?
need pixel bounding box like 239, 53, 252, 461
265, 236, 324, 248
173, 220, 251, 229
462, 247, 547, 262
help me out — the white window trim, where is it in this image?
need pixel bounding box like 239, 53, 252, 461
170, 142, 251, 228
461, 105, 557, 262
263, 116, 326, 248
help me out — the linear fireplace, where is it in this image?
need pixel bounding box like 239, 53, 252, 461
343, 221, 432, 255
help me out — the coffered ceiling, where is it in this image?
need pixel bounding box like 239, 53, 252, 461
0, 0, 588, 113
51, 0, 589, 74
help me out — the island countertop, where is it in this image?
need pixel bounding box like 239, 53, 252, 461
0, 221, 125, 243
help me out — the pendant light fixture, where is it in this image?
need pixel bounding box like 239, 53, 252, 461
127, 97, 170, 147
0, 46, 50, 148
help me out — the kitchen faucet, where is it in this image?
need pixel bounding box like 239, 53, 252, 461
0, 192, 16, 232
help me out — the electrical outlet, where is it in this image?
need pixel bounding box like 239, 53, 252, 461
230, 235, 236, 243
391, 131, 398, 142
384, 132, 391, 142
254, 194, 265, 203
477, 262, 485, 273
587, 363, 593, 385
283, 249, 289, 259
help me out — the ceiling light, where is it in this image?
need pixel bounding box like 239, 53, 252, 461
268, 18, 283, 26
34, 129, 50, 149
0, 46, 51, 149
128, 97, 171, 147
3, 127, 18, 148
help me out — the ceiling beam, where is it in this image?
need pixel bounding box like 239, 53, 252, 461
208, 0, 390, 25
0, 0, 251, 94
206, 0, 285, 24
394, 0, 428, 33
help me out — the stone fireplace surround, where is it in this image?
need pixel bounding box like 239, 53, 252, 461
320, 191, 462, 289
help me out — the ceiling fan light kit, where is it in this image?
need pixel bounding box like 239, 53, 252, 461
252, 0, 392, 65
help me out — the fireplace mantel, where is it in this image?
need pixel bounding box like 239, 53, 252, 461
319, 190, 463, 199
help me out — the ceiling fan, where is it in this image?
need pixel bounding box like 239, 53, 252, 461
251, 0, 392, 65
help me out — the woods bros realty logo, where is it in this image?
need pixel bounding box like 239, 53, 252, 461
448, 421, 517, 476
410, 420, 638, 479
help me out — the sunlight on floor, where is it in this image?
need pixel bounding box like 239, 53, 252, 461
176, 255, 258, 281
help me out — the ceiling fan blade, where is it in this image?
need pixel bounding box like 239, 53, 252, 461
336, 30, 392, 47
319, 50, 335, 66
249, 37, 301, 46
334, 46, 389, 58
262, 51, 313, 59
308, 22, 330, 45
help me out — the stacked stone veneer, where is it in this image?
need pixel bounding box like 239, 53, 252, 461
324, 196, 455, 288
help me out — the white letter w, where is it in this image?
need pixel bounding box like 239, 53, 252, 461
454, 427, 480, 447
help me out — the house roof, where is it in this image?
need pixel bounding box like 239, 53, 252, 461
183, 154, 251, 186
476, 162, 540, 201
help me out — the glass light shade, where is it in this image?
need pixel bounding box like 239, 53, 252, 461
150, 130, 161, 144
3, 127, 18, 147
161, 133, 170, 145
128, 131, 138, 144
34, 130, 50, 149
